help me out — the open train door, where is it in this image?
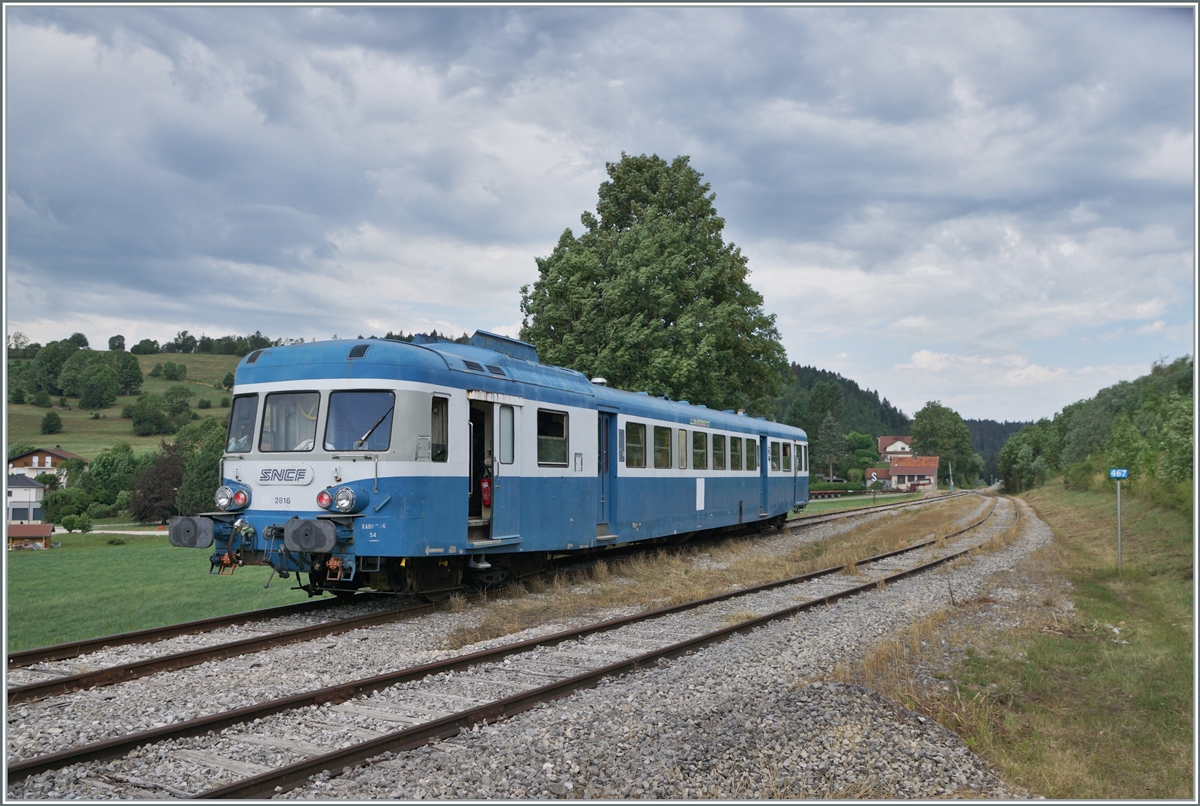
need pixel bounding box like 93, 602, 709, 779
491, 398, 522, 540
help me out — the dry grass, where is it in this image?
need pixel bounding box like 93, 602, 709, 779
830, 483, 1194, 799
442, 496, 985, 650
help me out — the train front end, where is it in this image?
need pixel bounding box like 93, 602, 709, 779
167, 340, 464, 597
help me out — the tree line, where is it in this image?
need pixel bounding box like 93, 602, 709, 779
998, 355, 1192, 516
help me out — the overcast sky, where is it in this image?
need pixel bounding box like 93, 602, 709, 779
4, 6, 1195, 422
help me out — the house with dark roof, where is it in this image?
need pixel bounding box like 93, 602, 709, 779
7, 446, 87, 481
7, 474, 47, 523
890, 455, 940, 492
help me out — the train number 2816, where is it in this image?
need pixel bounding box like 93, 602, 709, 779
274, 496, 291, 505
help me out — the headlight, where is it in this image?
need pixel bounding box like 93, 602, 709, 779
316, 490, 333, 509
333, 486, 356, 513
214, 486, 233, 510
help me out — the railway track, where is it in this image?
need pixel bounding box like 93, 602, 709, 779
8, 495, 1019, 799
6, 491, 968, 707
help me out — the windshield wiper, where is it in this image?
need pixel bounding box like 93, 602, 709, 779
355, 404, 395, 449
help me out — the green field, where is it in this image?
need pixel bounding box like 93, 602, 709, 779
790, 492, 921, 518
7, 353, 241, 459
6, 531, 307, 651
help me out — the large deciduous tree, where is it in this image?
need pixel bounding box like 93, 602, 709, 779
520, 153, 786, 413
911, 401, 975, 484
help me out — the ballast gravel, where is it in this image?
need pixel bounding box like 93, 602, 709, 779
8, 495, 1046, 800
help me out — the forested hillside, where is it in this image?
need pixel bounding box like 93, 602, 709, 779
965, 419, 1030, 483
999, 356, 1193, 516
771, 364, 911, 439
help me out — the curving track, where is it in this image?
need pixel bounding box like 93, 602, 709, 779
7, 494, 1018, 799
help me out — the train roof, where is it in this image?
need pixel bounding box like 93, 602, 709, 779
233, 334, 806, 440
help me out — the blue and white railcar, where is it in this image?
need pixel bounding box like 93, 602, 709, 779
169, 331, 809, 595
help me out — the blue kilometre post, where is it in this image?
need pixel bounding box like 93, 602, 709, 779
1109, 468, 1129, 574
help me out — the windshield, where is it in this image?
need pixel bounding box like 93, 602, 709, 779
260, 391, 319, 452
324, 391, 395, 451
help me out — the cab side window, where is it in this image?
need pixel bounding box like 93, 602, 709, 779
431, 397, 449, 462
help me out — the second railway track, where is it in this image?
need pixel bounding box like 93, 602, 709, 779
6, 491, 968, 707
8, 494, 1018, 799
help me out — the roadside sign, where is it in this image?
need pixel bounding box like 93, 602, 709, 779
1109, 469, 1127, 573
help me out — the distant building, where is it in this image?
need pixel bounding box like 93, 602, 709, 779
7, 446, 87, 482
8, 523, 54, 550
865, 466, 892, 488
6, 475, 47, 523
877, 436, 913, 461
890, 455, 939, 492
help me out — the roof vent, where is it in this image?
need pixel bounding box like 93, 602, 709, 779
487, 365, 505, 376
590, 377, 607, 386
246, 350, 264, 364
463, 360, 485, 372
348, 344, 370, 359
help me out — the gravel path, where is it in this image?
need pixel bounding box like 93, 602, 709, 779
8, 495, 1046, 800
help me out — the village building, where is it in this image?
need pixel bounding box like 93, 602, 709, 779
7, 446, 87, 482
6, 474, 47, 523
877, 435, 913, 461
7, 523, 54, 551
890, 455, 940, 492
864, 465, 892, 488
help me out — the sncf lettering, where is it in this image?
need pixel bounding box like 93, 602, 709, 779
260, 468, 307, 482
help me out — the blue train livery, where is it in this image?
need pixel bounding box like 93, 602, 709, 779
168, 331, 809, 595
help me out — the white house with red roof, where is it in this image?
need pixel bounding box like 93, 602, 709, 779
877, 436, 913, 461
890, 455, 939, 491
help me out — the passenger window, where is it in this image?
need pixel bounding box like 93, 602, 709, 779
802, 443, 808, 472
653, 426, 672, 469
782, 442, 791, 472
324, 391, 394, 451
499, 405, 514, 464
692, 431, 707, 470
713, 434, 726, 470
746, 440, 758, 472
730, 437, 742, 471
431, 397, 449, 462
770, 441, 781, 471
678, 429, 688, 470
626, 422, 646, 468
537, 410, 568, 465
226, 394, 258, 453
260, 391, 319, 452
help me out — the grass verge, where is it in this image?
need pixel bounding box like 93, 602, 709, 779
833, 482, 1193, 799
5, 532, 304, 651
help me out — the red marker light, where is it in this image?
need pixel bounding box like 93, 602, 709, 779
232, 489, 249, 508
316, 490, 333, 509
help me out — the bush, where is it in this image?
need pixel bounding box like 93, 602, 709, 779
149, 363, 163, 377
121, 404, 134, 419
41, 411, 63, 434
198, 398, 212, 409
90, 412, 100, 420
223, 372, 235, 390
59, 514, 79, 533
87, 502, 108, 519
220, 397, 231, 408
9, 387, 25, 404
31, 389, 51, 407
75, 514, 93, 533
